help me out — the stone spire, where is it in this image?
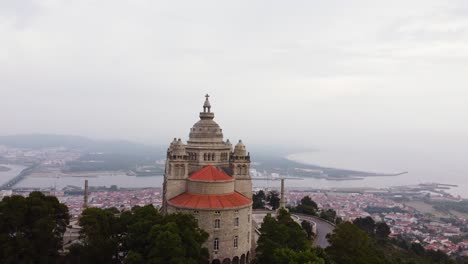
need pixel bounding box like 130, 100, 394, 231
83, 179, 89, 209
279, 178, 286, 209
199, 94, 215, 121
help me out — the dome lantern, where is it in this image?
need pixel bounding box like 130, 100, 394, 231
203, 94, 211, 113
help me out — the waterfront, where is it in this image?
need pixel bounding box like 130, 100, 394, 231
6, 145, 468, 199
14, 174, 161, 189
288, 146, 468, 198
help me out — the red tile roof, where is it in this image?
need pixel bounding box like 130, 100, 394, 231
189, 165, 233, 181
168, 192, 252, 209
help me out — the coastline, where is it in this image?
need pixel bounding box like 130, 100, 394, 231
284, 151, 465, 198
286, 152, 407, 179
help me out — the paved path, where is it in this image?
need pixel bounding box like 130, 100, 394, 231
252, 210, 335, 248
294, 214, 335, 248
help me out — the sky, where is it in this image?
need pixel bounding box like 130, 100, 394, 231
1, 0, 468, 150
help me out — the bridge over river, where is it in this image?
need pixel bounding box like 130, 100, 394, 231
0, 164, 36, 190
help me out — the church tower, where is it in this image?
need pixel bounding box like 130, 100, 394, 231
162, 95, 253, 264
230, 140, 252, 199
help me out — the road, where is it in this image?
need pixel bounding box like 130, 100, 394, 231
293, 214, 335, 248
252, 210, 335, 248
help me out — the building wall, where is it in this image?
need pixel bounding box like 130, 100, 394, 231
231, 159, 252, 199
186, 146, 231, 174
167, 205, 252, 262
164, 178, 187, 200
234, 178, 253, 200
187, 179, 235, 195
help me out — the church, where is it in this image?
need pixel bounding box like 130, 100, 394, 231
162, 95, 253, 264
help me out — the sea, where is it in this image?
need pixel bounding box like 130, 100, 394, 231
2, 146, 467, 198
287, 146, 468, 199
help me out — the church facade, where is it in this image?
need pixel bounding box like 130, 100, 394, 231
162, 95, 253, 264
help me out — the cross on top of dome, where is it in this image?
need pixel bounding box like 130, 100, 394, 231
203, 94, 211, 113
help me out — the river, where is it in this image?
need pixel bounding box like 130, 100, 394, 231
0, 164, 27, 186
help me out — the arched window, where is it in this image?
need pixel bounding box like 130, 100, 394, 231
234, 217, 239, 227
214, 219, 220, 229
211, 153, 215, 161
234, 236, 238, 248
214, 238, 219, 250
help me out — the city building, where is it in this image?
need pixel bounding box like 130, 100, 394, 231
162, 95, 253, 264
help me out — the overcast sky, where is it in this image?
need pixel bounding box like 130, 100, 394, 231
1, 0, 467, 149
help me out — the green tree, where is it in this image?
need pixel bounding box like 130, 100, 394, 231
319, 209, 337, 223
410, 242, 426, 256
253, 190, 266, 209
301, 220, 314, 240
271, 248, 325, 264
0, 192, 70, 264
353, 216, 376, 236
120, 205, 163, 258
68, 205, 209, 264
326, 222, 383, 264
148, 222, 187, 263
335, 217, 343, 225
294, 196, 319, 216
301, 196, 318, 209
266, 191, 280, 210
375, 222, 390, 240
256, 209, 322, 264
156, 212, 209, 264
123, 251, 144, 264
67, 207, 122, 264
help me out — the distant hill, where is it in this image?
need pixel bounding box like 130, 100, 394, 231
0, 134, 168, 172
0, 134, 92, 149
0, 134, 165, 158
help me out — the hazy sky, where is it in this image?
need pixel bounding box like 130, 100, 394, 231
1, 0, 468, 149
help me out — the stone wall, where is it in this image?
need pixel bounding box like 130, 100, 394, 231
167, 205, 252, 263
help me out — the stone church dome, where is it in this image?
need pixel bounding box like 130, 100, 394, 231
188, 94, 224, 143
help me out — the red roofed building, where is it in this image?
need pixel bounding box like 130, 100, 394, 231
162, 95, 253, 264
